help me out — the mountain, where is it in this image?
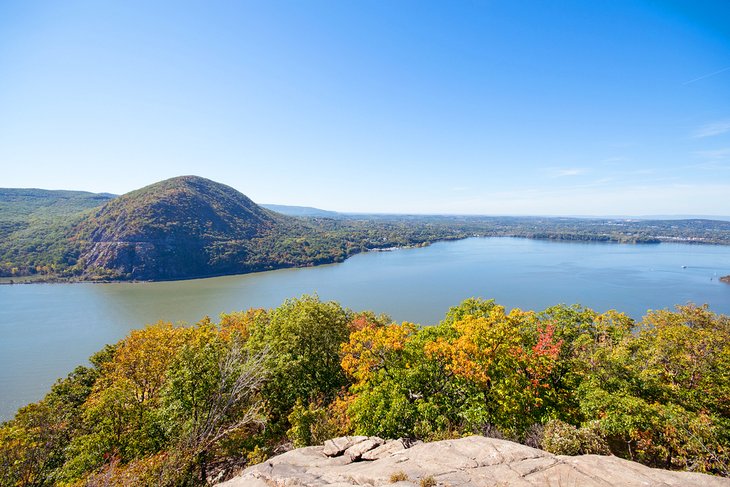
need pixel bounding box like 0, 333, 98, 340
73, 176, 300, 280
0, 188, 114, 278
261, 204, 340, 218
0, 188, 114, 235
4, 176, 730, 282
0, 188, 115, 215
0, 176, 462, 282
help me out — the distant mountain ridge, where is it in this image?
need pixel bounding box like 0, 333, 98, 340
261, 203, 340, 217
0, 188, 115, 278
0, 188, 114, 223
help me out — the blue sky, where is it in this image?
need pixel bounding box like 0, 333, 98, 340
1, 1, 729, 215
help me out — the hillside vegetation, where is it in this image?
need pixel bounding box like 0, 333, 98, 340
2, 176, 730, 281
0, 189, 114, 278
73, 176, 295, 280
0, 177, 466, 281
1, 296, 727, 486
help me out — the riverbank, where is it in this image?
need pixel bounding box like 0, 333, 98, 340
0, 240, 443, 284
3, 233, 723, 285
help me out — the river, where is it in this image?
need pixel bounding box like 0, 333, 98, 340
1, 237, 729, 421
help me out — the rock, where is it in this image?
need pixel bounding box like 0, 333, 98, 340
344, 437, 384, 461
322, 436, 369, 457
361, 439, 409, 461
218, 436, 730, 487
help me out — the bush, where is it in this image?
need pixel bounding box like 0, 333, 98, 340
389, 470, 409, 482
287, 399, 340, 448
246, 445, 269, 466
523, 423, 544, 449
76, 450, 195, 487
577, 421, 611, 456
420, 475, 437, 487
542, 420, 610, 456
542, 420, 581, 455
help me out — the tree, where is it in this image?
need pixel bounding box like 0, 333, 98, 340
60, 323, 187, 481
0, 401, 67, 487
161, 322, 268, 483
247, 295, 352, 425
0, 346, 114, 487
425, 306, 563, 436
577, 304, 730, 474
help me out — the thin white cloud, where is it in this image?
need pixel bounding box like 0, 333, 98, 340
692, 120, 730, 138
549, 168, 586, 178
695, 148, 730, 160
600, 156, 628, 164
690, 161, 730, 170
683, 66, 730, 85
436, 183, 730, 216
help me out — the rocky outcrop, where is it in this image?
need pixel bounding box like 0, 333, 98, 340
219, 435, 729, 487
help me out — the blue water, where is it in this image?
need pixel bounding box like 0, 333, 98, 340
1, 237, 729, 421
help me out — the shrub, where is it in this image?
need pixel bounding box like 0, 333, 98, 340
287, 399, 341, 448
76, 450, 194, 487
523, 423, 545, 449
246, 445, 269, 466
420, 475, 437, 487
576, 421, 611, 455
542, 419, 610, 456
390, 470, 409, 482
542, 420, 581, 455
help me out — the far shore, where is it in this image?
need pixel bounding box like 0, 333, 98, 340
2, 236, 727, 286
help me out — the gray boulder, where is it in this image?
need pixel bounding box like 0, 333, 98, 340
322, 436, 370, 457
218, 435, 730, 486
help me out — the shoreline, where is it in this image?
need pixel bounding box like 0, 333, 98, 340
1, 236, 726, 285
0, 241, 438, 286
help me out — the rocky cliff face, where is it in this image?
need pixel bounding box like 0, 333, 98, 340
219, 435, 729, 487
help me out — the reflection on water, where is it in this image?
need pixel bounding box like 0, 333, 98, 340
1, 237, 729, 420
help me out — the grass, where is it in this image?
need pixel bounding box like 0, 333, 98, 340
389, 470, 409, 482
420, 475, 437, 487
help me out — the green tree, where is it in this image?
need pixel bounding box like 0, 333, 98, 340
0, 346, 113, 486
0, 401, 67, 487
577, 304, 729, 474
248, 295, 352, 426
425, 307, 563, 437
161, 321, 267, 483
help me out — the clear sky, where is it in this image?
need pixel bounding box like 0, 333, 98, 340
1, 1, 729, 215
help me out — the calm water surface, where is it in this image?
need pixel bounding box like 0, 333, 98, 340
2, 237, 729, 420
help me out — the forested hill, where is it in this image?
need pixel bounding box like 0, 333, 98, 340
0, 176, 460, 281
72, 176, 296, 280
0, 188, 115, 278
0, 188, 114, 232
0, 176, 462, 281
2, 176, 730, 282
